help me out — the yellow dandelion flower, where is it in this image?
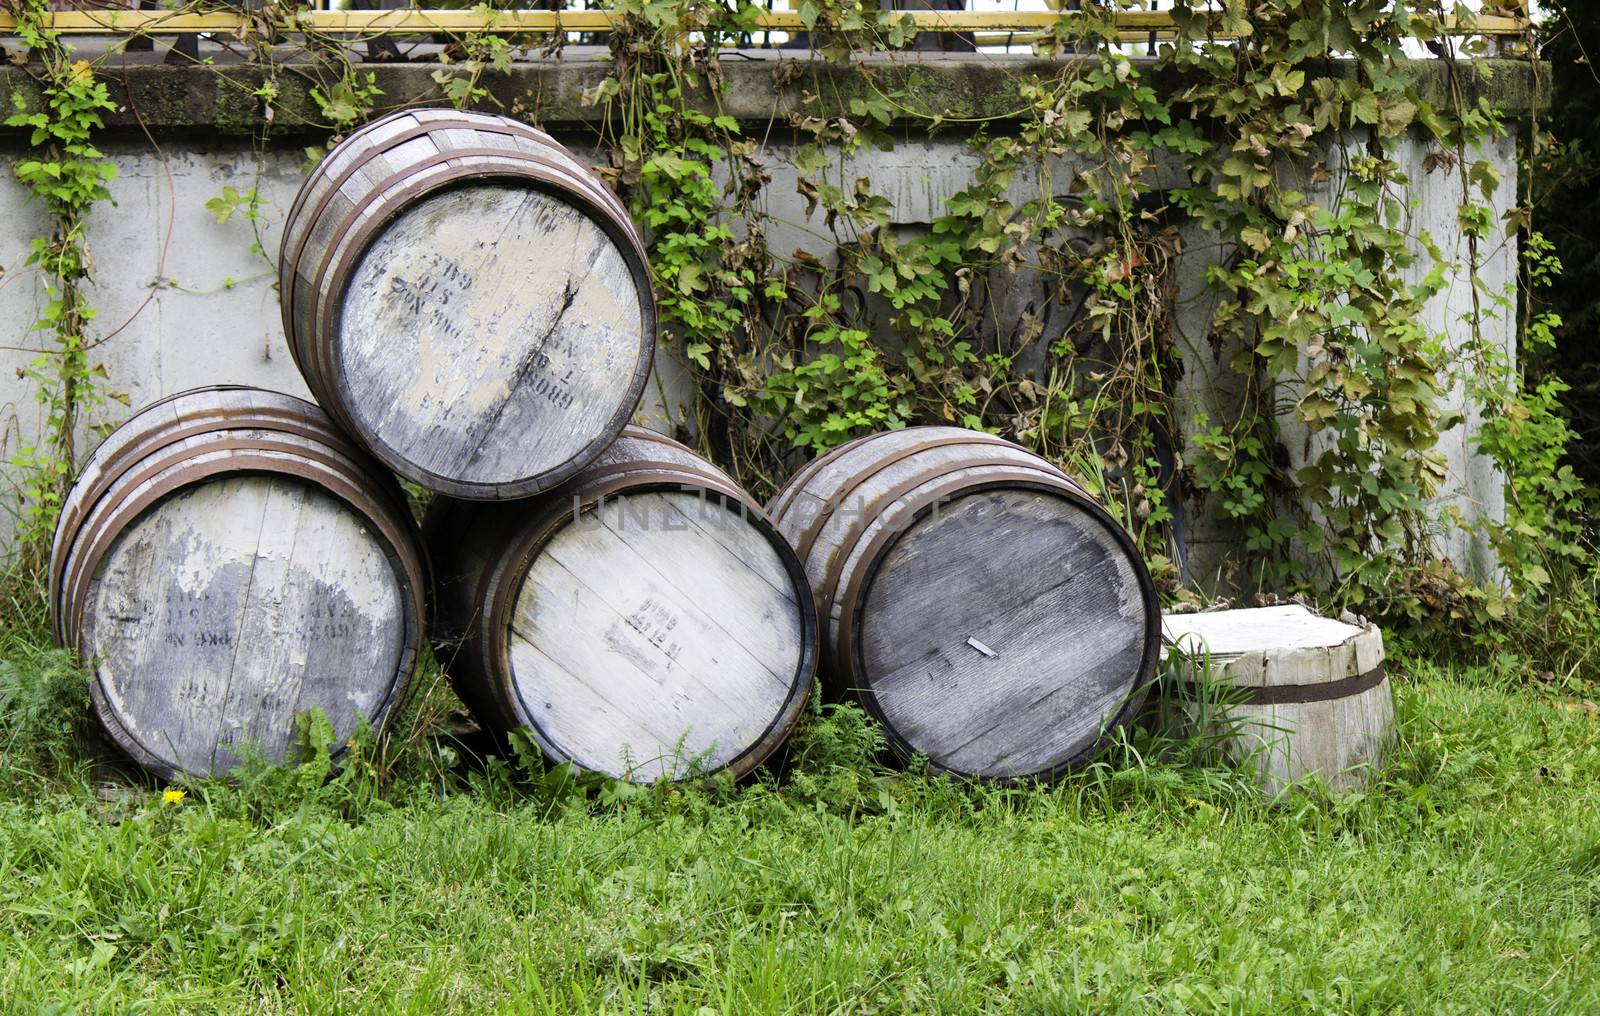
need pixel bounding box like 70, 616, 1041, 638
162, 788, 186, 806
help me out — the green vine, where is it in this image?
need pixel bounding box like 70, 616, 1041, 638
4, 0, 118, 571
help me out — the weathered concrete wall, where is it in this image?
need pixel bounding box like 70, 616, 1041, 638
0, 54, 1539, 588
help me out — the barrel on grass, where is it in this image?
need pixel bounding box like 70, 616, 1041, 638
427, 428, 818, 782
49, 386, 427, 781
279, 108, 655, 499
1161, 604, 1393, 793
768, 426, 1161, 781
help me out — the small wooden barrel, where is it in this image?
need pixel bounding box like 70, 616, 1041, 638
279, 108, 655, 499
768, 427, 1161, 781
49, 386, 428, 781
426, 427, 818, 783
1162, 605, 1392, 793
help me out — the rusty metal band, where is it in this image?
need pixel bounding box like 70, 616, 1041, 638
779, 430, 1021, 541
60, 440, 421, 643
65, 450, 425, 666
610, 430, 781, 513
59, 426, 395, 607
282, 110, 626, 262
59, 440, 424, 650
790, 432, 1037, 567
1176, 665, 1388, 706
313, 162, 655, 498
291, 144, 622, 395
392, 111, 633, 222
612, 426, 729, 470
293, 127, 637, 310
571, 460, 748, 506
812, 455, 1074, 625
52, 401, 367, 582
482, 473, 817, 782
835, 474, 1163, 783
283, 111, 621, 248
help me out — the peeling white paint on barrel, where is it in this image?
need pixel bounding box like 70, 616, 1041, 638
50, 387, 427, 780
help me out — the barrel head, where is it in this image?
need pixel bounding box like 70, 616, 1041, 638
80, 475, 410, 779
335, 182, 647, 496
505, 490, 809, 782
851, 487, 1157, 780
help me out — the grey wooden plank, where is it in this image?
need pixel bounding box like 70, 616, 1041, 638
859, 490, 1147, 776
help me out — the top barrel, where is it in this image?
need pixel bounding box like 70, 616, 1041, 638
279, 108, 656, 499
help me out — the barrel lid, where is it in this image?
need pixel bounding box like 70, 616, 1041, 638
1161, 604, 1384, 688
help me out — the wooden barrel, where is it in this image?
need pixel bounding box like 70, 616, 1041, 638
427, 427, 817, 783
49, 386, 428, 781
768, 426, 1161, 781
1161, 604, 1392, 793
278, 108, 655, 499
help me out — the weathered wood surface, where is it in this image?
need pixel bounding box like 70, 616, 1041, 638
427, 427, 817, 782
1162, 605, 1392, 792
51, 386, 426, 780
279, 108, 654, 498
769, 426, 1160, 781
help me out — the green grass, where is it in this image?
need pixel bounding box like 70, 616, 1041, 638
1, 632, 1597, 1013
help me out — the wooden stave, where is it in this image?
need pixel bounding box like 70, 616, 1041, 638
426, 427, 819, 781
1228, 676, 1393, 793
768, 427, 1162, 782
279, 111, 655, 499
772, 429, 1073, 636
50, 390, 428, 780
57, 422, 426, 647
58, 437, 422, 651
281, 110, 634, 280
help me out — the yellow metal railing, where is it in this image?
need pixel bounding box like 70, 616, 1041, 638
0, 9, 1533, 38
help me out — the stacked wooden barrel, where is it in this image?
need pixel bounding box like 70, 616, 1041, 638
50, 108, 1173, 788
278, 108, 656, 499
49, 387, 427, 780
770, 427, 1162, 781
427, 428, 817, 782
53, 112, 824, 785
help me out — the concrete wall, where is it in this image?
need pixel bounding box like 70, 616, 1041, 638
0, 55, 1537, 588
